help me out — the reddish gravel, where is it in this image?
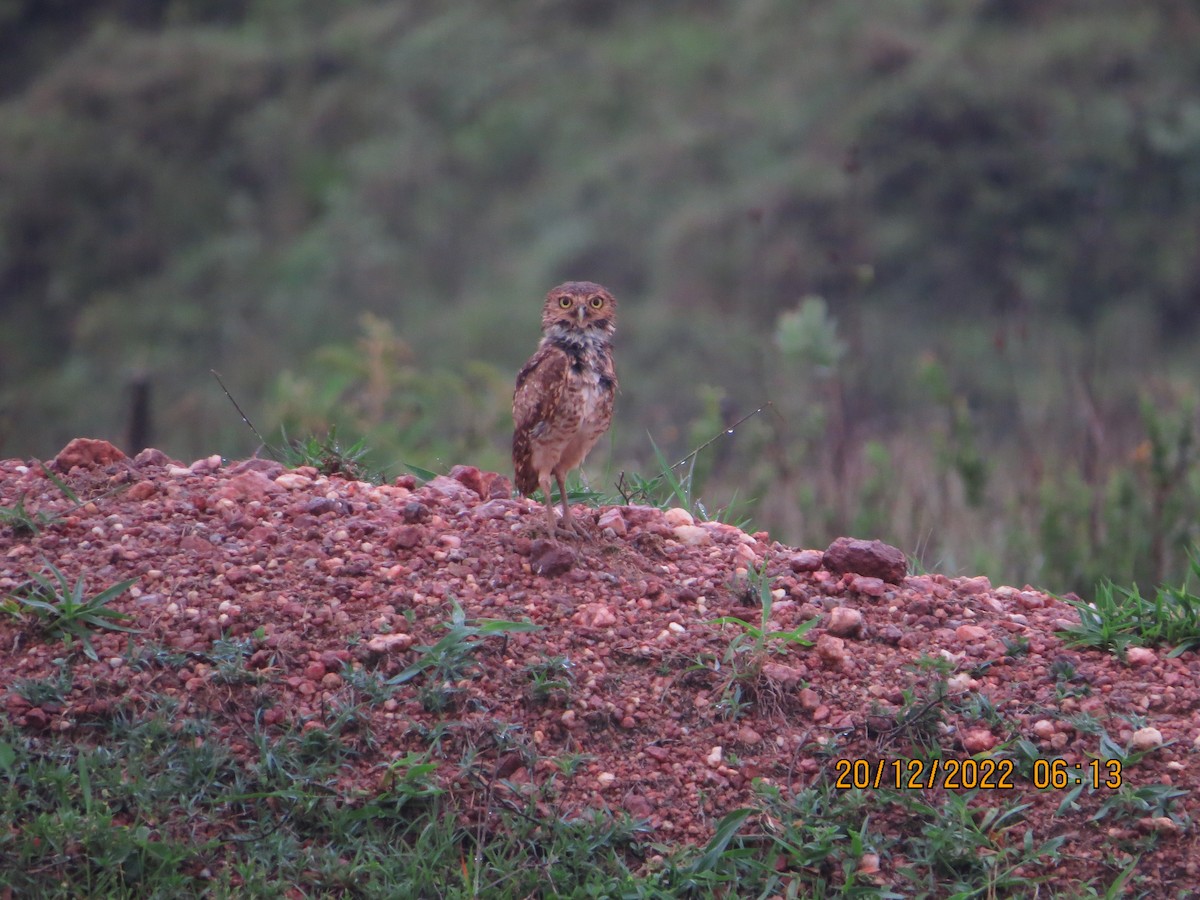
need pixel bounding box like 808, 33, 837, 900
2, 438, 1199, 894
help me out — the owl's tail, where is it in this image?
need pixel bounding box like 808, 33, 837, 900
512, 429, 540, 497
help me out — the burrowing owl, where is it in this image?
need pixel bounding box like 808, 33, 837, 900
512, 281, 618, 538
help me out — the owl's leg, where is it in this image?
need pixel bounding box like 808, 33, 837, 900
538, 473, 560, 537
555, 470, 589, 539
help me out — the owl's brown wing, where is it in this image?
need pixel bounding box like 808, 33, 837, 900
512, 345, 570, 496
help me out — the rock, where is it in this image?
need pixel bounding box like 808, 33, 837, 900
573, 603, 617, 628
319, 652, 348, 672
471, 499, 518, 520
826, 606, 866, 639
762, 662, 805, 689
23, 706, 51, 730
673, 524, 712, 546
955, 624, 988, 642
664, 508, 695, 527
488, 752, 521, 781
1017, 591, 1048, 610
126, 480, 158, 501
644, 745, 670, 763
734, 542, 758, 566
701, 521, 746, 543
449, 465, 487, 498
962, 728, 998, 753
1125, 647, 1156, 667
179, 534, 214, 554
736, 726, 763, 745
621, 505, 667, 529
849, 575, 887, 597
788, 549, 824, 572
424, 475, 477, 500
304, 661, 327, 681
364, 633, 413, 655
208, 471, 280, 504
4, 694, 30, 716
1129, 727, 1163, 751
623, 793, 655, 819
401, 501, 430, 523
956, 575, 992, 596
487, 474, 513, 499
132, 447, 174, 468
189, 454, 223, 473
879, 624, 903, 645
305, 497, 349, 516
815, 634, 847, 667
228, 458, 284, 478
822, 537, 907, 583
274, 472, 313, 490
530, 539, 576, 576
1136, 816, 1180, 835
53, 437, 127, 471
947, 673, 978, 693
597, 507, 627, 536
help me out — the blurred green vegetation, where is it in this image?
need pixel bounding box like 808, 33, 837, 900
1, 0, 1199, 594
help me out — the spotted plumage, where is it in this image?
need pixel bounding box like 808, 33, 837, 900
512, 281, 618, 538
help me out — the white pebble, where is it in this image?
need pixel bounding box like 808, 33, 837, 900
673, 525, 711, 546
1126, 647, 1156, 667
1130, 727, 1163, 752
1032, 719, 1055, 739
664, 508, 694, 527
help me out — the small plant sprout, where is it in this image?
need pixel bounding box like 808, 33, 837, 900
550, 752, 594, 777
703, 559, 818, 718
0, 493, 50, 538
3, 564, 139, 660
525, 656, 574, 704
389, 599, 539, 709
0, 464, 102, 539
710, 558, 818, 672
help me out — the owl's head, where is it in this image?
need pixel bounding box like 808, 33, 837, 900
541, 281, 617, 339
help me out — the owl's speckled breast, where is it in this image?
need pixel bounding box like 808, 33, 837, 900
577, 372, 610, 429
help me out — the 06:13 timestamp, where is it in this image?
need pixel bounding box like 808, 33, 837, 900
1032, 758, 1122, 789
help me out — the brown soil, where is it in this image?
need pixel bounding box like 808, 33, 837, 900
2, 439, 1198, 895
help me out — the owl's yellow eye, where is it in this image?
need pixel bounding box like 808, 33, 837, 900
558, 296, 572, 309
589, 296, 604, 309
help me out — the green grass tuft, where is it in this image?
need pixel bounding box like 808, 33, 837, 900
1058, 548, 1200, 657
2, 564, 139, 661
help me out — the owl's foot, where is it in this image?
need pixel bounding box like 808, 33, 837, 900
544, 504, 591, 541
555, 516, 592, 541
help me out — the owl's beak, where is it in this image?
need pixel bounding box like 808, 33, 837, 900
576, 304, 587, 323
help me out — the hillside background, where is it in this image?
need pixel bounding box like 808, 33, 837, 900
1, 0, 1198, 595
